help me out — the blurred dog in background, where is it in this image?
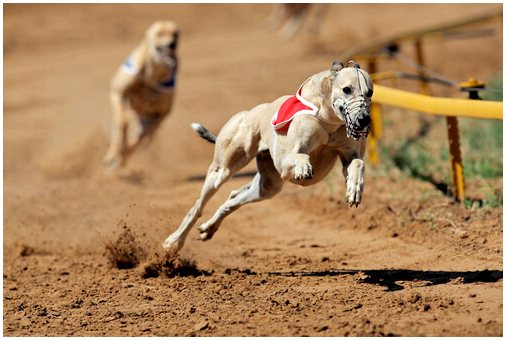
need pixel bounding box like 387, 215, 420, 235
104, 20, 179, 171
267, 3, 329, 40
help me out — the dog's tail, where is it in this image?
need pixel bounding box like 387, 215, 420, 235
191, 123, 216, 144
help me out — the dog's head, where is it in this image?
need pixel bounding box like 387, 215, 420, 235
145, 20, 179, 66
327, 61, 374, 140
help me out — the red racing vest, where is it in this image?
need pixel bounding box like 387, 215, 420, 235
271, 79, 318, 134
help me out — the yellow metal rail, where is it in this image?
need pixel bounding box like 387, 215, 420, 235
370, 84, 502, 202
373, 85, 503, 120
342, 8, 502, 202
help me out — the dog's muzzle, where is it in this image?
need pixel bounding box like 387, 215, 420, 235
155, 43, 177, 66
334, 95, 371, 140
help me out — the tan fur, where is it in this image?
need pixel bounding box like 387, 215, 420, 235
104, 20, 179, 170
163, 63, 374, 255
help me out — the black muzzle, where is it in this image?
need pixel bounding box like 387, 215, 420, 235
340, 95, 371, 140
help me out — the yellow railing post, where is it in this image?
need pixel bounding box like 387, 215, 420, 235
446, 116, 465, 202
414, 38, 431, 96
368, 103, 383, 166
415, 38, 464, 202
367, 57, 382, 165
445, 78, 487, 202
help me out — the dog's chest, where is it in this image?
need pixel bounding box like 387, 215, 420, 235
327, 126, 359, 151
271, 133, 340, 184
126, 81, 174, 115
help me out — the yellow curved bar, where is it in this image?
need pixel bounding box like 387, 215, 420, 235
373, 85, 503, 120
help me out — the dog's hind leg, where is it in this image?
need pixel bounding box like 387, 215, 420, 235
161, 164, 231, 255
266, 3, 287, 31
103, 93, 129, 170
198, 150, 284, 241
163, 111, 261, 254
122, 113, 164, 160
279, 4, 311, 40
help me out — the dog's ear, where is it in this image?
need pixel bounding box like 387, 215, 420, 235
330, 60, 344, 74
324, 60, 342, 96
346, 60, 361, 69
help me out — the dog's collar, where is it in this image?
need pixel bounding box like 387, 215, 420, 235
121, 55, 177, 91
156, 62, 177, 90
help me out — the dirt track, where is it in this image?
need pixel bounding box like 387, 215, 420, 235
3, 4, 503, 336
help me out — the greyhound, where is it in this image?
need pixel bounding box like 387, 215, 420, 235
163, 61, 373, 255
104, 20, 179, 171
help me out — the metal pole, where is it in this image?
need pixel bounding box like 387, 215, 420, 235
415, 38, 464, 201
367, 57, 382, 165
414, 39, 431, 95
446, 116, 465, 202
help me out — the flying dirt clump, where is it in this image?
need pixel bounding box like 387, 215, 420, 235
141, 253, 212, 279
104, 225, 147, 269
17, 244, 36, 257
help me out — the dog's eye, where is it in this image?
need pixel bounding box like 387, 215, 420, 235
343, 87, 352, 95
366, 89, 373, 97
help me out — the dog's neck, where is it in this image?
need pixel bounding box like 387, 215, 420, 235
299, 70, 345, 133
145, 57, 177, 82
134, 48, 177, 91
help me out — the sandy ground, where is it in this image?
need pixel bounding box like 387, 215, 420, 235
3, 3, 503, 336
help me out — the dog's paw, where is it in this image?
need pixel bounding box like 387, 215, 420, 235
346, 176, 364, 207
198, 223, 217, 241
103, 152, 123, 171
344, 158, 365, 207
162, 235, 183, 255
281, 154, 313, 181
293, 162, 313, 180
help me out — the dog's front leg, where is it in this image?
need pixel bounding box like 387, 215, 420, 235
281, 148, 313, 180
344, 158, 365, 207
104, 92, 128, 170
280, 116, 328, 181
339, 144, 366, 207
